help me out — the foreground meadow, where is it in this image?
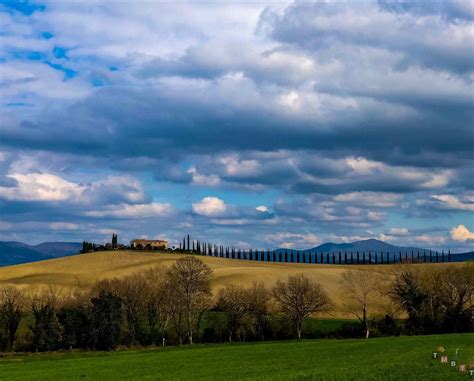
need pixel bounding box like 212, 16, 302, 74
1, 333, 472, 380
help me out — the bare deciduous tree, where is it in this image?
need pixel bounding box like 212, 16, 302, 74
29, 287, 62, 352
340, 270, 385, 337
272, 274, 331, 339
246, 282, 271, 341
165, 256, 213, 344
435, 264, 474, 332
0, 287, 23, 351
216, 284, 247, 342
116, 274, 148, 345
142, 267, 171, 346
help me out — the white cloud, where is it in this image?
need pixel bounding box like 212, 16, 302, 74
85, 203, 173, 218
265, 232, 321, 249
329, 234, 370, 243
431, 194, 474, 212
334, 192, 402, 207
0, 172, 84, 201
451, 224, 474, 242
378, 233, 396, 242
388, 227, 409, 236
49, 222, 79, 230
192, 196, 227, 217
0, 172, 149, 205
256, 205, 268, 212
413, 234, 447, 245
187, 167, 220, 186
218, 154, 260, 177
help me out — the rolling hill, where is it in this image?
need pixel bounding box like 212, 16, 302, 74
0, 241, 82, 266
0, 250, 465, 317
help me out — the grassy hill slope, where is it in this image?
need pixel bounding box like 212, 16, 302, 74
0, 250, 460, 316
1, 333, 472, 380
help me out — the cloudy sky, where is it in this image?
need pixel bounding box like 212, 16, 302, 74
0, 0, 473, 251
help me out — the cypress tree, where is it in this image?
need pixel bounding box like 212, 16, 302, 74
448, 250, 451, 262
344, 252, 347, 264
351, 252, 354, 264
356, 251, 360, 264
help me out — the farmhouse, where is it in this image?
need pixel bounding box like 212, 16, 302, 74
130, 239, 168, 250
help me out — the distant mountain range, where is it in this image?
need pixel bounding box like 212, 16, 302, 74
0, 241, 82, 266
0, 238, 472, 266
275, 239, 474, 262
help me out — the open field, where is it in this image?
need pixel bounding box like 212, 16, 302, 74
0, 251, 462, 315
1, 333, 472, 380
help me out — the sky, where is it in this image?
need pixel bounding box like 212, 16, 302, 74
0, 0, 473, 251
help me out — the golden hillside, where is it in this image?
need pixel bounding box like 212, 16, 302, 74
0, 251, 457, 316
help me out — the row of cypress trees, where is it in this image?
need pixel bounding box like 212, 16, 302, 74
179, 235, 452, 265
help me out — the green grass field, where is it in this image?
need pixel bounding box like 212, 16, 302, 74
1, 333, 472, 380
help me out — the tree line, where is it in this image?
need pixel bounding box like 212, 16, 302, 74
180, 236, 456, 264
0, 258, 472, 352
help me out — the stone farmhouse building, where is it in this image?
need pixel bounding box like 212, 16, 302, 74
130, 239, 168, 250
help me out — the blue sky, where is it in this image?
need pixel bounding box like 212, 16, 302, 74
0, 0, 473, 251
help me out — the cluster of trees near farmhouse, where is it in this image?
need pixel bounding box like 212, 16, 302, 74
0, 257, 472, 353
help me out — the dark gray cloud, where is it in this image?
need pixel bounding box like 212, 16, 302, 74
260, 1, 474, 74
